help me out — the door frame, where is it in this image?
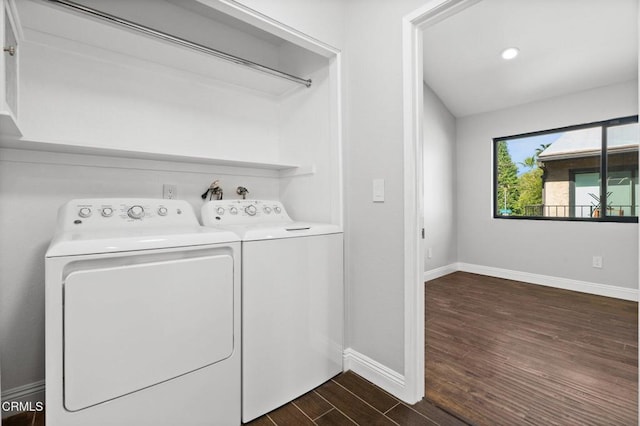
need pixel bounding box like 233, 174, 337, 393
401, 0, 480, 403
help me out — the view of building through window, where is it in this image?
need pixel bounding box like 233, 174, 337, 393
494, 117, 639, 221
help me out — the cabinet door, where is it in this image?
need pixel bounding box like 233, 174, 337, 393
3, 3, 17, 117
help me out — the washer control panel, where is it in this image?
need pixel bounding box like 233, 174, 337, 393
202, 200, 291, 226
58, 198, 197, 231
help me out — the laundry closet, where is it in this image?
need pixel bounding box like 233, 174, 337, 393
0, 0, 342, 415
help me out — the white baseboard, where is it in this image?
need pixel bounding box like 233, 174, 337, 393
423, 263, 459, 282
458, 263, 639, 302
1, 380, 45, 418
343, 348, 406, 399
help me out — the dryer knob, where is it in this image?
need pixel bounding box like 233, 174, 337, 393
127, 205, 145, 219
101, 207, 114, 217
263, 206, 272, 214
216, 207, 225, 215
274, 206, 282, 214
78, 207, 92, 218
245, 204, 257, 216
230, 207, 238, 215
157, 207, 168, 216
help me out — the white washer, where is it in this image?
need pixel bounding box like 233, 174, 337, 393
46, 198, 241, 426
201, 200, 343, 423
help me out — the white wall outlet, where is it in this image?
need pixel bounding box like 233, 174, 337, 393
373, 178, 385, 202
163, 184, 177, 200
592, 255, 603, 269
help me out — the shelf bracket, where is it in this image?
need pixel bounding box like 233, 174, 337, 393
279, 165, 316, 178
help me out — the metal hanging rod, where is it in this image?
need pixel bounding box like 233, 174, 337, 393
45, 0, 312, 88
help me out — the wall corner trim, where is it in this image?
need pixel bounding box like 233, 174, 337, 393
457, 263, 639, 302
343, 348, 406, 400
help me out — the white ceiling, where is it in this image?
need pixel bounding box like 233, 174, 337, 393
422, 0, 639, 118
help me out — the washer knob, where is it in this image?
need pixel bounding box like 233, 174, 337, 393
101, 207, 114, 217
230, 207, 238, 215
216, 207, 225, 215
274, 206, 282, 214
157, 207, 168, 216
245, 204, 257, 216
78, 207, 92, 218
127, 205, 145, 219
263, 206, 272, 214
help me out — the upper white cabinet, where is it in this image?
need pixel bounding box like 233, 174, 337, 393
0, 0, 19, 136
9, 0, 332, 166
3, 0, 342, 224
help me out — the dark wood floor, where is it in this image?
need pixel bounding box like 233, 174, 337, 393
3, 411, 44, 426
246, 371, 466, 425
426, 272, 638, 426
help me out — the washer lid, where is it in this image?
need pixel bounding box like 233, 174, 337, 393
219, 222, 342, 241
46, 226, 239, 257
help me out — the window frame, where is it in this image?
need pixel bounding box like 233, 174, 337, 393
492, 115, 639, 223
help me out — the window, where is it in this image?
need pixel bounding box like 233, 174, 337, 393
493, 116, 638, 222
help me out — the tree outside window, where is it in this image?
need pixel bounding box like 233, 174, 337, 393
493, 116, 638, 223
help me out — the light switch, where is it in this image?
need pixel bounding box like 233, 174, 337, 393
373, 178, 384, 202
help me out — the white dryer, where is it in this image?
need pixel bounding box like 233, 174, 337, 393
201, 200, 343, 423
46, 198, 241, 426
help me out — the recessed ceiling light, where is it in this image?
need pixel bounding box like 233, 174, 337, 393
501, 47, 519, 60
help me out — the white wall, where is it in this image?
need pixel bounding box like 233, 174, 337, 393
456, 80, 639, 290
423, 83, 457, 272
0, 149, 280, 400
341, 0, 431, 375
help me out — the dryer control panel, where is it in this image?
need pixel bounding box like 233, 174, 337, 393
201, 200, 291, 226
57, 198, 199, 231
